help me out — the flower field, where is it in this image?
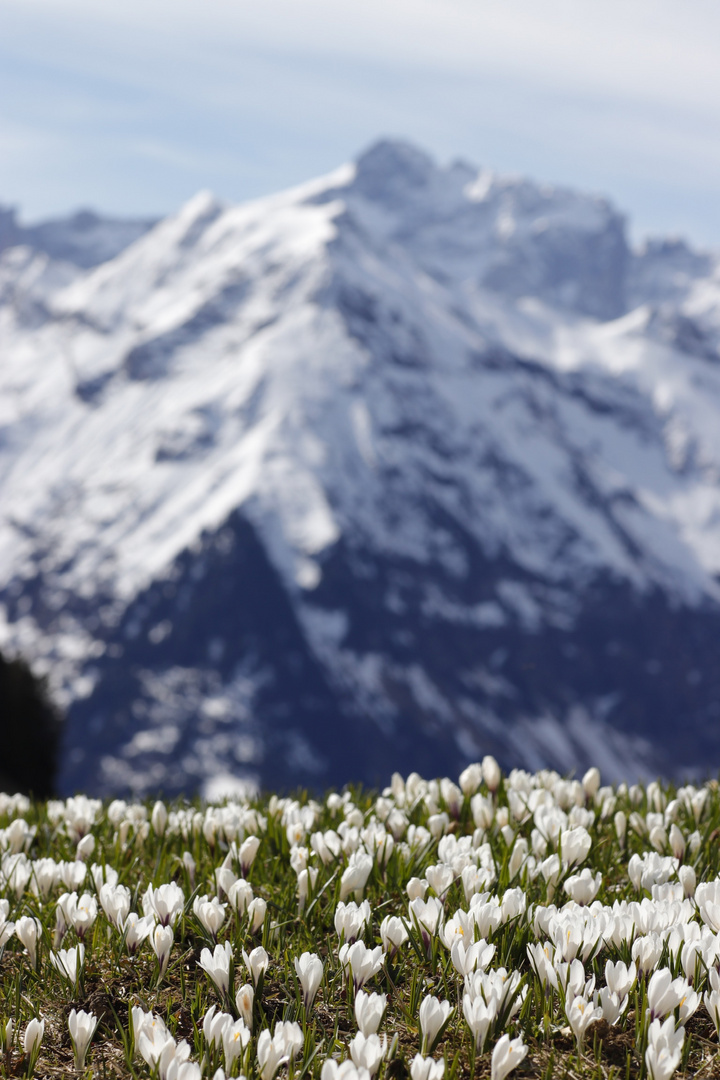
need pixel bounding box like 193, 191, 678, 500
1, 761, 720, 1079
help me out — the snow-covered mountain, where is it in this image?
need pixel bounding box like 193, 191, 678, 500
2, 139, 720, 796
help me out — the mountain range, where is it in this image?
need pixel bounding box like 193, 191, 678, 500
2, 139, 720, 797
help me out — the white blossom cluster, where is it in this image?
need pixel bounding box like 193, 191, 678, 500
0, 762, 718, 1079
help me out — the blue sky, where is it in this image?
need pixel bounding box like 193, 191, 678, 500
2, 0, 720, 245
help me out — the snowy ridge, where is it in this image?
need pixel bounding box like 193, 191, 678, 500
1, 140, 720, 795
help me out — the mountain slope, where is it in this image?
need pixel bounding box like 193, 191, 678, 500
2, 140, 720, 795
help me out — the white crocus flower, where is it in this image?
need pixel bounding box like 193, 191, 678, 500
559, 827, 592, 867
99, 882, 131, 930
30, 858, 58, 900
59, 860, 87, 892
605, 960, 636, 999
340, 853, 374, 902
0, 1019, 13, 1053
441, 909, 474, 951
349, 1032, 386, 1076
632, 934, 664, 975
554, 958, 586, 1001
338, 942, 384, 992
482, 755, 501, 792
379, 916, 408, 957
242, 945, 269, 987
215, 867, 237, 901
355, 991, 386, 1036
69, 892, 99, 940
151, 924, 174, 978
246, 897, 267, 934
68, 1009, 98, 1070
165, 1057, 202, 1080
22, 1016, 44, 1060
695, 880, 720, 932
678, 865, 696, 898
15, 916, 41, 970
50, 944, 85, 992
142, 882, 185, 927
491, 1034, 528, 1080
335, 901, 372, 944
704, 971, 720, 1036
418, 995, 453, 1054
235, 983, 254, 1031
137, 1024, 180, 1071
182, 852, 196, 889
563, 869, 602, 906
565, 996, 603, 1054
227, 879, 253, 915
202, 1005, 233, 1050
408, 897, 444, 949
124, 913, 154, 954
321, 1062, 370, 1080
410, 1055, 445, 1080
450, 938, 495, 978
90, 863, 119, 891
151, 801, 168, 837
193, 895, 226, 941
598, 988, 627, 1025
238, 836, 261, 876
645, 1016, 684, 1080
462, 994, 495, 1052
75, 834, 95, 861
199, 941, 234, 997
222, 1019, 251, 1072
294, 951, 323, 1010
426, 864, 454, 899
648, 969, 699, 1022
256, 1021, 303, 1080
406, 879, 428, 902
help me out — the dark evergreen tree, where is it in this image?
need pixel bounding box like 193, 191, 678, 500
0, 652, 60, 796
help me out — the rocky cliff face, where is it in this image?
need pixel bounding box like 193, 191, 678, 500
2, 140, 720, 796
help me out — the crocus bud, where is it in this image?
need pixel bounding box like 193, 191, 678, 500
669, 824, 685, 860
243, 945, 269, 988
614, 811, 627, 845
247, 897, 267, 934
0, 1019, 13, 1051
678, 864, 696, 897
151, 924, 174, 978
151, 802, 168, 837
418, 995, 453, 1055
235, 983, 254, 1030
406, 878, 428, 902
294, 951, 323, 1010
500, 824, 515, 847
182, 851, 196, 887
458, 763, 482, 796
76, 835, 95, 861
22, 1017, 44, 1057
481, 756, 501, 793
582, 767, 601, 800
238, 836, 261, 876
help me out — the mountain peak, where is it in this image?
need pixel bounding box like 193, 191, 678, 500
352, 138, 437, 202
3, 142, 720, 795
